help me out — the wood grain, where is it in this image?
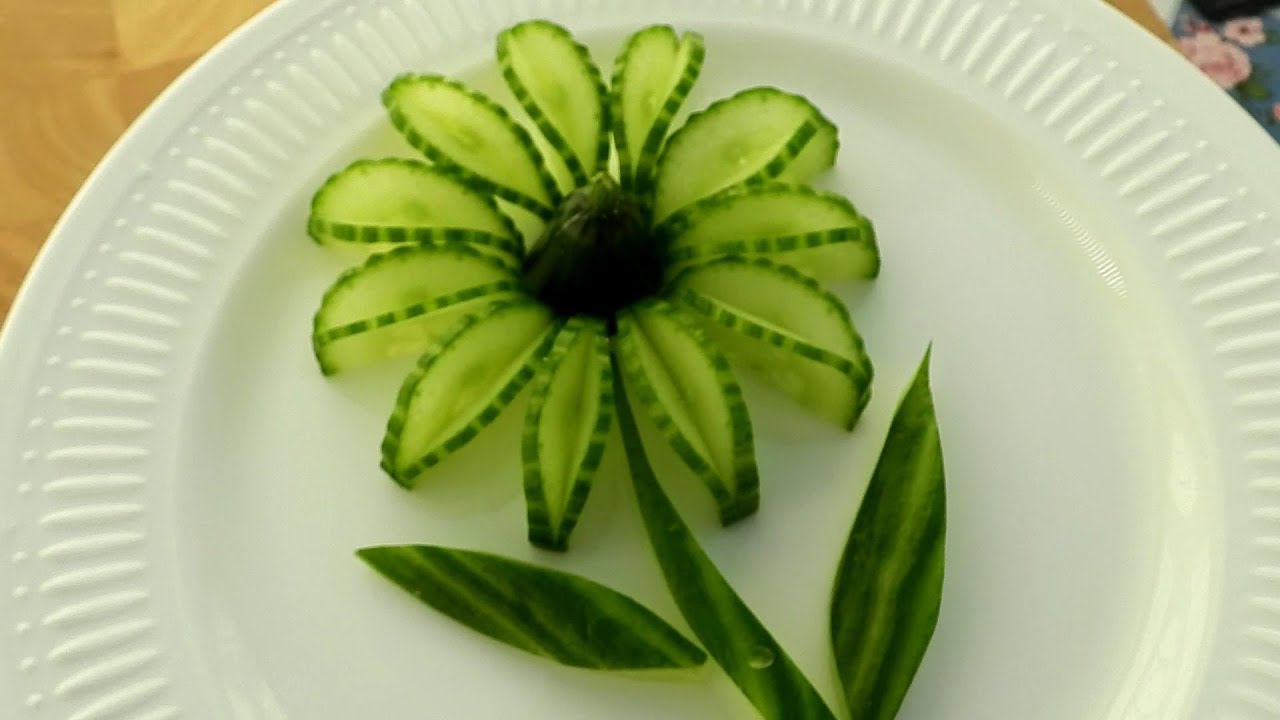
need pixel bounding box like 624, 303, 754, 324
0, 0, 274, 322
0, 0, 1173, 323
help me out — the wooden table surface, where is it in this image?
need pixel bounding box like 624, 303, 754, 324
0, 0, 1174, 323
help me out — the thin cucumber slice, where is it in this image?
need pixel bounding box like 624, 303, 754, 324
307, 158, 522, 267
312, 244, 522, 374
831, 350, 945, 720
613, 369, 838, 720
308, 158, 519, 239
670, 257, 872, 430
610, 25, 705, 192
498, 21, 609, 187
775, 112, 837, 185
522, 317, 614, 551
615, 299, 758, 524
659, 183, 879, 281
652, 87, 837, 222
383, 74, 561, 217
358, 544, 706, 670
381, 301, 557, 487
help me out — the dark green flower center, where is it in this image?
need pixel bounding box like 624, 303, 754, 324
521, 173, 664, 319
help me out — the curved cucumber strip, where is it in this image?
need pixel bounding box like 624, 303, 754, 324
381, 301, 557, 487
312, 244, 521, 374
613, 361, 837, 719
610, 25, 705, 193
670, 257, 872, 430
831, 350, 945, 720
522, 317, 614, 551
659, 184, 879, 281
615, 299, 758, 524
652, 87, 837, 222
358, 545, 706, 670
498, 21, 609, 188
383, 74, 560, 217
308, 158, 522, 266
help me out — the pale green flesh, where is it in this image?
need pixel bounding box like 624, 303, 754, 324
617, 301, 757, 522
385, 302, 555, 485
383, 75, 557, 212
775, 120, 837, 184
309, 158, 517, 239
313, 245, 520, 373
499, 21, 607, 183
539, 325, 605, 521
653, 88, 830, 222
317, 291, 519, 375
524, 318, 613, 549
674, 258, 862, 359
662, 184, 878, 280
613, 26, 704, 189
671, 258, 871, 428
676, 289, 867, 429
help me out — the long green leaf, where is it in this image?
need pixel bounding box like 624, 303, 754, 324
830, 349, 946, 720
357, 545, 706, 670
612, 355, 837, 720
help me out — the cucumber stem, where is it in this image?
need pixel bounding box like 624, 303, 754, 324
522, 173, 663, 320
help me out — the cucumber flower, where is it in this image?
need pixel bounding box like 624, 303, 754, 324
308, 21, 878, 550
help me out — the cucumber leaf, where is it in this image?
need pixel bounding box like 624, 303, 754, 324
830, 349, 946, 720
358, 544, 706, 670
612, 356, 837, 720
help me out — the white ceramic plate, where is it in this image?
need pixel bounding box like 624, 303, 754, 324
5, 0, 1280, 717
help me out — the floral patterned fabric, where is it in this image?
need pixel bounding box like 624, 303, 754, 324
1173, 4, 1280, 137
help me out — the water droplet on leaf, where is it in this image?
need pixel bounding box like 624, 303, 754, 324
748, 645, 775, 669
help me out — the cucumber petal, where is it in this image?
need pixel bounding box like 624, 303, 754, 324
831, 350, 945, 720
610, 25, 705, 192
312, 244, 522, 374
309, 157, 520, 239
615, 299, 758, 524
358, 545, 706, 670
522, 317, 614, 551
775, 112, 837, 185
498, 21, 609, 187
383, 74, 561, 217
382, 301, 558, 487
653, 87, 837, 222
613, 362, 838, 719
659, 183, 879, 281
670, 257, 872, 430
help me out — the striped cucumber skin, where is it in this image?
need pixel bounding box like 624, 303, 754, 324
383, 74, 561, 218
670, 257, 872, 429
658, 183, 879, 281
381, 300, 557, 488
498, 20, 609, 188
522, 318, 615, 551
610, 25, 705, 193
652, 87, 836, 222
308, 158, 521, 247
358, 545, 706, 670
615, 300, 758, 524
312, 244, 522, 374
774, 111, 837, 185
307, 222, 524, 268
612, 360, 837, 719
830, 350, 945, 720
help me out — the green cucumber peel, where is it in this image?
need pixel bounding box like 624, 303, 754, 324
830, 348, 946, 720
612, 352, 838, 720
358, 544, 706, 670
